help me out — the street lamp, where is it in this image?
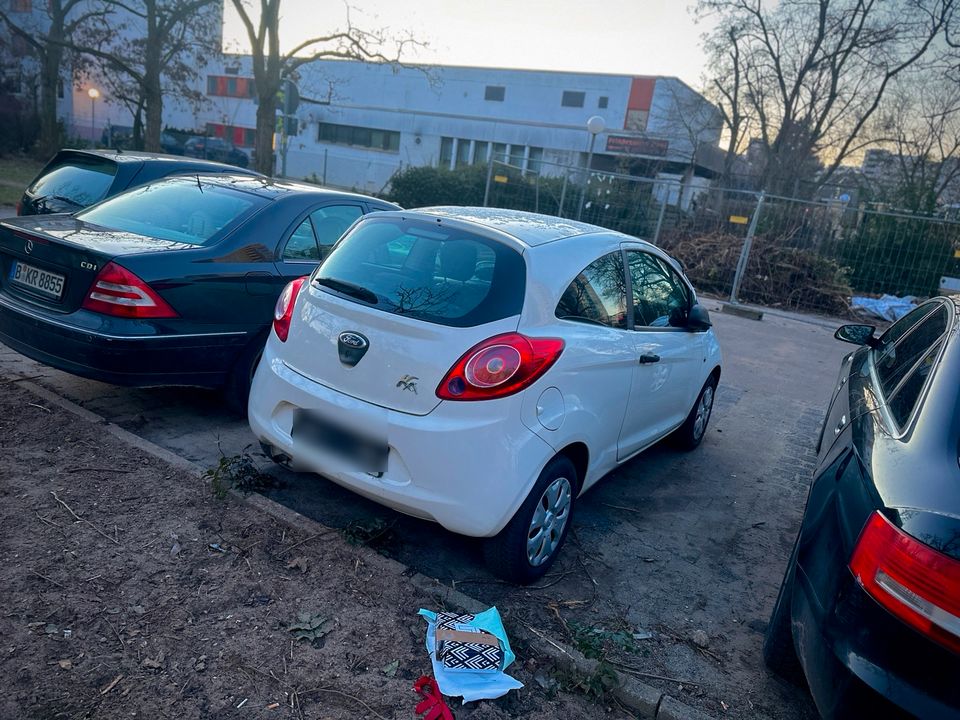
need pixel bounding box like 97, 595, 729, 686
577, 115, 606, 220
88, 87, 100, 147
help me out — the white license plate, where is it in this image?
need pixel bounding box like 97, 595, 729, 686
10, 261, 65, 299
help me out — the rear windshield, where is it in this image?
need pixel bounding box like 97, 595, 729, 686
314, 216, 526, 328
76, 177, 266, 245
28, 155, 117, 209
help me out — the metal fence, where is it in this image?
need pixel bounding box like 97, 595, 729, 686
482, 158, 960, 318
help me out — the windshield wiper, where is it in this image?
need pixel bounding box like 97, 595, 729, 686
35, 194, 83, 210
313, 276, 378, 304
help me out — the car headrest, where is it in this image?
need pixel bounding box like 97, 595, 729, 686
439, 242, 478, 282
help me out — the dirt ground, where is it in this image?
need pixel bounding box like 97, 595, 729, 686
0, 383, 629, 720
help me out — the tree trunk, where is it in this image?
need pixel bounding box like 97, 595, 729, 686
38, 8, 64, 158
255, 97, 276, 175
142, 0, 162, 152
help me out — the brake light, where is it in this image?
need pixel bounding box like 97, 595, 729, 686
273, 276, 307, 342
15, 199, 22, 215
849, 511, 960, 655
437, 333, 564, 401
81, 262, 177, 319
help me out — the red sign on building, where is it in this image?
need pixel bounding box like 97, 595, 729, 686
605, 135, 669, 157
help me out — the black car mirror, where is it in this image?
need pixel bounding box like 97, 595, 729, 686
835, 324, 879, 347
687, 304, 712, 331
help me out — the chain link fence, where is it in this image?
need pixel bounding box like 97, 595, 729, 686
482, 158, 960, 318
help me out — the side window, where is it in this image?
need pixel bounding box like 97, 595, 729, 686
555, 252, 627, 329
874, 303, 949, 428
283, 218, 319, 261
627, 251, 690, 328
310, 204, 363, 252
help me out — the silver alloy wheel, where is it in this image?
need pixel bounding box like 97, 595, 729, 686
527, 476, 573, 566
693, 384, 715, 441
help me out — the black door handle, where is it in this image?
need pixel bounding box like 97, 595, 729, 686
639, 353, 661, 364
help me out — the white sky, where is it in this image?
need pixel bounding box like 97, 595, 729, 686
222, 0, 714, 88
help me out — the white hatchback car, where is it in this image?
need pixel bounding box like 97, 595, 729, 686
249, 208, 722, 583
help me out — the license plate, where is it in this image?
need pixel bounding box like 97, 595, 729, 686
10, 261, 65, 299
291, 411, 388, 474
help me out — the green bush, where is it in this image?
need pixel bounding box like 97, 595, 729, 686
386, 164, 488, 208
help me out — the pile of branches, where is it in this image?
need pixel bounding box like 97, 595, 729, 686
660, 231, 853, 316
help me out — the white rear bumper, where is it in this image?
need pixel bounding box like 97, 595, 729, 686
247, 344, 556, 537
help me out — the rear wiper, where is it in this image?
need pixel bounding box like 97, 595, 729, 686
35, 194, 82, 210
313, 276, 378, 304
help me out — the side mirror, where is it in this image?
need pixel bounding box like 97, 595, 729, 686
687, 304, 712, 332
835, 324, 879, 347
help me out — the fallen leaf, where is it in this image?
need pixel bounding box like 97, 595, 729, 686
286, 556, 309, 574
382, 659, 399, 677
57, 659, 72, 670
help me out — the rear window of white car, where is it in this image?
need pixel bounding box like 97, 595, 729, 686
314, 216, 526, 327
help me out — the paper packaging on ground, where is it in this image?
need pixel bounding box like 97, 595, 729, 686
419, 607, 523, 702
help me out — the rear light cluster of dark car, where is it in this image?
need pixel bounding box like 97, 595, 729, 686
850, 511, 960, 656
82, 262, 178, 319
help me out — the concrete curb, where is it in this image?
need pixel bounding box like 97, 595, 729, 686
8, 374, 716, 720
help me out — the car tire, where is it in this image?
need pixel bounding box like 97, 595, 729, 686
763, 533, 805, 683
673, 374, 718, 450
483, 455, 578, 585
224, 335, 266, 415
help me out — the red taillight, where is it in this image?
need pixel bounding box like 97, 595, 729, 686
437, 333, 564, 401
81, 262, 178, 319
15, 200, 22, 216
272, 276, 307, 342
849, 511, 960, 655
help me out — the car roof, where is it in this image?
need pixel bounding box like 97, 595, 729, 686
393, 206, 653, 249
54, 148, 259, 172
173, 173, 398, 204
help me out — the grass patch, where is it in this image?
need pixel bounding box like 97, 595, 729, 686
0, 154, 43, 207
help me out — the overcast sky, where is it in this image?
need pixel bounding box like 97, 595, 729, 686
223, 0, 714, 88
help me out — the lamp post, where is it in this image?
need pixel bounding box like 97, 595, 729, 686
87, 87, 100, 147
576, 115, 605, 221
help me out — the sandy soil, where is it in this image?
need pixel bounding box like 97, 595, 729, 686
0, 383, 626, 720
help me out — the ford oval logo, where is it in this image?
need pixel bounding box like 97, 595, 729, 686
337, 331, 369, 367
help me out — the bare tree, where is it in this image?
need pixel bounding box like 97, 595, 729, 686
229, 0, 417, 175
0, 0, 109, 156
866, 71, 960, 212
71, 0, 218, 150
697, 0, 955, 194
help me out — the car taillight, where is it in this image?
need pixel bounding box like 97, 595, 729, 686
81, 262, 178, 319
15, 199, 22, 215
849, 511, 960, 656
437, 333, 564, 401
273, 276, 307, 342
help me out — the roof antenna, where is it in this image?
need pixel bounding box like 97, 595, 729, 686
196, 175, 203, 193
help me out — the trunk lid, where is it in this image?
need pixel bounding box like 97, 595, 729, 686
283, 281, 519, 415
0, 215, 194, 313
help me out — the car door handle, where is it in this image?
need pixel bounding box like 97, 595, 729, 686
639, 354, 661, 364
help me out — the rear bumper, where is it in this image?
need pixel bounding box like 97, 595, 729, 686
793, 568, 960, 719
248, 342, 556, 537
0, 293, 249, 387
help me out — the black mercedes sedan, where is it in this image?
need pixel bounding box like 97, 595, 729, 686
17, 148, 262, 216
764, 297, 960, 718
0, 174, 397, 410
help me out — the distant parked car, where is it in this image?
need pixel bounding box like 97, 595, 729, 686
160, 132, 185, 155
764, 298, 960, 718
249, 207, 722, 583
101, 124, 134, 149
17, 149, 262, 216
0, 174, 397, 409
183, 136, 249, 168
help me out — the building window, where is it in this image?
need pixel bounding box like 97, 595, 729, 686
508, 144, 526, 168
12, 0, 31, 12
562, 91, 585, 108
528, 147, 543, 173
484, 85, 505, 102
598, 96, 608, 109
473, 141, 489, 164
206, 123, 256, 147
492, 142, 507, 162
456, 138, 472, 166
319, 122, 400, 152
440, 137, 454, 167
